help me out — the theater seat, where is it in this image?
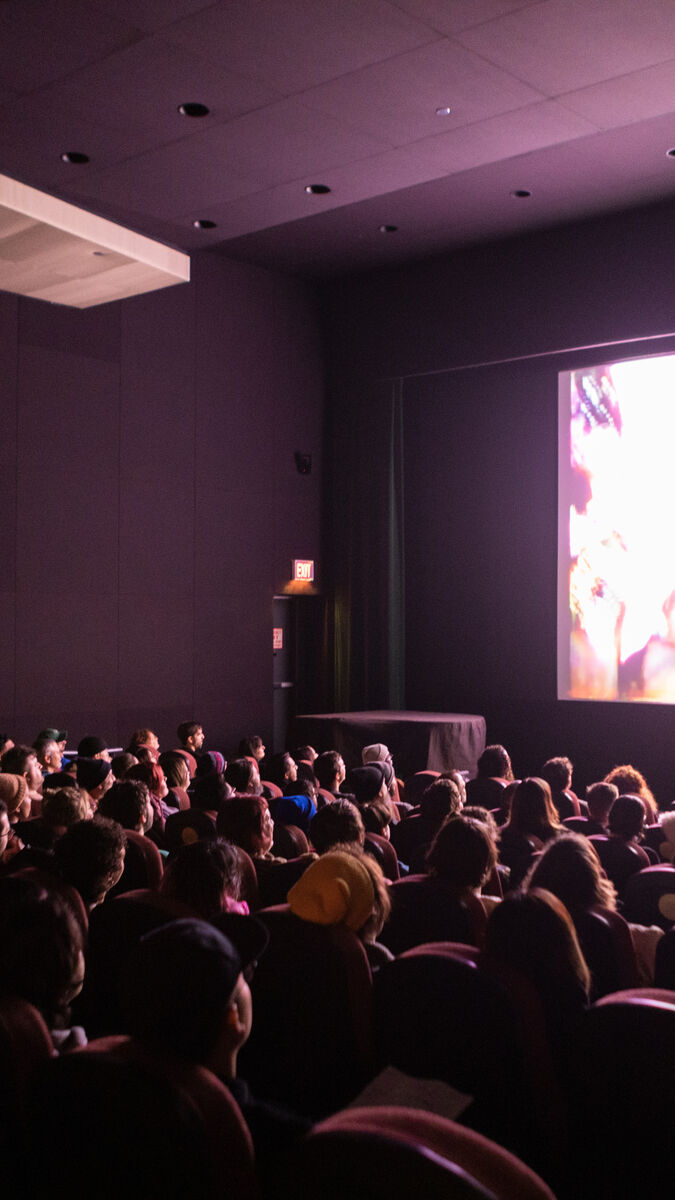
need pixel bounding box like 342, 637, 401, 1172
278, 1106, 556, 1200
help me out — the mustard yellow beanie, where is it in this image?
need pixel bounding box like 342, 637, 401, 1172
287, 850, 374, 931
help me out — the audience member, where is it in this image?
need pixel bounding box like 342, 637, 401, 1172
76, 757, 113, 814
604, 763, 659, 823
309, 798, 366, 854
499, 777, 563, 887
539, 756, 581, 820
1, 744, 43, 815
77, 735, 111, 762
177, 720, 205, 757
287, 847, 393, 970
314, 750, 347, 798
160, 838, 247, 917
224, 757, 261, 795
54, 816, 126, 910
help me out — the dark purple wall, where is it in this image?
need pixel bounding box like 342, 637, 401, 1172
1, 251, 323, 754
324, 199, 675, 801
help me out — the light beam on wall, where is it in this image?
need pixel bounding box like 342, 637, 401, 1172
0, 173, 190, 308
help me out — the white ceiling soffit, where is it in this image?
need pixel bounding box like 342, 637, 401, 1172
0, 172, 190, 308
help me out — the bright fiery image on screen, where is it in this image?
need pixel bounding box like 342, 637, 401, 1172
558, 352, 675, 702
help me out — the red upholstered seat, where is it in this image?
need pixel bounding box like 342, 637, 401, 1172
380, 875, 487, 955
621, 863, 675, 929
364, 831, 400, 880
0, 995, 53, 1187
27, 1034, 256, 1200
286, 1106, 557, 1200
239, 903, 374, 1117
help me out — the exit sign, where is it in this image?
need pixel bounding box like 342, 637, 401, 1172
293, 559, 314, 582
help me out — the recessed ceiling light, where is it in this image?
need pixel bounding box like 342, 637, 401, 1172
193, 219, 216, 229
435, 106, 452, 116
60, 151, 89, 164
178, 102, 210, 118
379, 224, 398, 233
511, 189, 532, 198
667, 148, 675, 157
304, 184, 331, 195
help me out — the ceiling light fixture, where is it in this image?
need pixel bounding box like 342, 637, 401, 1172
178, 102, 210, 117
304, 184, 331, 195
379, 224, 398, 233
511, 189, 532, 198
60, 151, 89, 164
193, 218, 216, 229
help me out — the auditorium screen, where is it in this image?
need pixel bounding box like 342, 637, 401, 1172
558, 351, 675, 702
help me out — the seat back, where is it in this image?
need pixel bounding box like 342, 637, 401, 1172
27, 1034, 256, 1200
373, 944, 565, 1177
364, 831, 400, 880
279, 1106, 556, 1200
272, 822, 310, 858
621, 863, 675, 929
163, 808, 217, 853
109, 829, 164, 896
239, 904, 374, 1116
573, 906, 640, 998
0, 994, 53, 1189
569, 989, 675, 1198
381, 875, 487, 955
588, 836, 649, 899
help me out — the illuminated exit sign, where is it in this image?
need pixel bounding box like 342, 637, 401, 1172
293, 559, 314, 582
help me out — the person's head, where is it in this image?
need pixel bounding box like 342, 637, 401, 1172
360, 798, 394, 837
110, 751, 138, 780
540, 756, 573, 794
309, 798, 366, 854
195, 751, 226, 779
237, 735, 265, 762
314, 750, 346, 791
287, 849, 381, 937
42, 786, 90, 831
526, 832, 616, 913
216, 795, 273, 858
293, 745, 317, 765
128, 728, 160, 756
1, 744, 43, 795
461, 805, 499, 841
176, 722, 204, 754
419, 777, 462, 824
54, 817, 126, 908
119, 917, 267, 1070
33, 737, 61, 773
484, 887, 591, 1001
586, 781, 618, 824
158, 751, 191, 790
441, 769, 467, 806
126, 761, 167, 800
604, 765, 658, 822
0, 875, 85, 1027
160, 839, 242, 918
362, 743, 392, 766
344, 764, 388, 806
285, 775, 318, 804
98, 779, 152, 833
507, 777, 562, 840
190, 773, 232, 814
77, 735, 110, 762
264, 752, 297, 789
426, 815, 497, 889
36, 728, 67, 754
476, 744, 514, 782
0, 772, 29, 821
224, 758, 261, 794
608, 794, 646, 841
76, 758, 114, 808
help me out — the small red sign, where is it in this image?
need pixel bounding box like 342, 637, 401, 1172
273, 627, 283, 650
293, 559, 314, 582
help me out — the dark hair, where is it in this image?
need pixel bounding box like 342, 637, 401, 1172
42, 787, 88, 829
216, 796, 269, 856
110, 752, 138, 780
484, 887, 591, 1000
0, 876, 84, 1027
309, 799, 365, 854
54, 817, 126, 907
293, 745, 316, 763
608, 794, 646, 840
526, 833, 616, 912
191, 773, 231, 813
238, 735, 263, 757
426, 816, 496, 888
586, 781, 618, 821
360, 799, 393, 835
263, 752, 295, 789
98, 780, 149, 831
160, 839, 242, 917
284, 776, 317, 801
224, 758, 260, 794
1, 744, 36, 776
177, 722, 201, 744
158, 751, 191, 788
477, 745, 513, 781
314, 751, 344, 790
419, 778, 462, 823
540, 756, 573, 793
505, 778, 562, 841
